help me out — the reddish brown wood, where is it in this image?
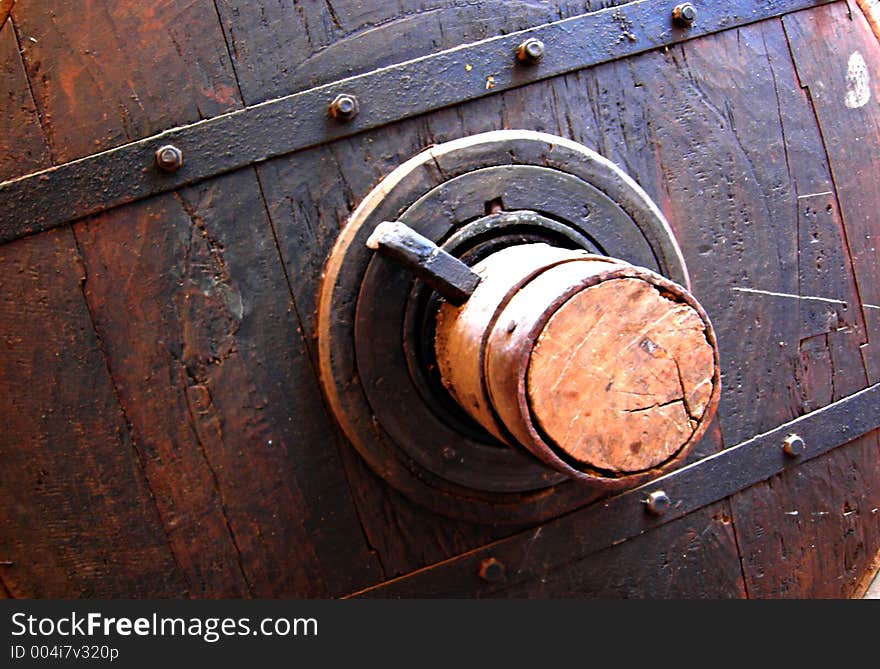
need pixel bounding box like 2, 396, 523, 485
495, 502, 745, 598
0, 229, 185, 597
434, 243, 581, 442
0, 1, 14, 30
12, 0, 241, 163
0, 16, 50, 180
857, 0, 880, 42
1, 0, 878, 598
211, 0, 614, 106
72, 170, 383, 597
528, 277, 715, 471
785, 2, 880, 384
718, 8, 880, 598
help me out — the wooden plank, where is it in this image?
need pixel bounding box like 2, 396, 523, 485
213, 0, 628, 105
0, 17, 50, 180
785, 2, 880, 382
0, 229, 186, 597
349, 385, 878, 597
495, 502, 745, 598
0, 1, 14, 30
719, 6, 880, 598
11, 0, 241, 163
0, 0, 837, 245
73, 169, 384, 596
255, 130, 530, 578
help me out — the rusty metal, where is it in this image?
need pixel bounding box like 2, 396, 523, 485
0, 0, 834, 245
154, 145, 183, 173
782, 434, 806, 457
516, 37, 545, 64
477, 558, 507, 583
645, 490, 671, 515
673, 3, 698, 27
366, 221, 481, 305
329, 93, 360, 121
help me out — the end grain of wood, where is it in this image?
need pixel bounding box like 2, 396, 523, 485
527, 278, 715, 473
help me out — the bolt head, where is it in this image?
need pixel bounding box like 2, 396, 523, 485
441, 446, 458, 462
782, 434, 806, 457
645, 490, 671, 515
517, 38, 545, 64
477, 557, 506, 583
330, 94, 359, 121
155, 144, 183, 173
673, 3, 698, 26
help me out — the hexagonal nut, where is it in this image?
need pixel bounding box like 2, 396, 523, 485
154, 144, 183, 173
782, 434, 806, 457
329, 94, 360, 121
517, 37, 545, 64
645, 490, 672, 516
672, 3, 698, 27
477, 557, 507, 583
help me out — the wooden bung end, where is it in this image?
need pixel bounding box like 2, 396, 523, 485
435, 244, 720, 486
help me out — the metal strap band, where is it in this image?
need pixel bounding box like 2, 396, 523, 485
350, 382, 880, 597
0, 0, 834, 244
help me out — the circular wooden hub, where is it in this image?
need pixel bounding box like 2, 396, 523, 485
435, 244, 720, 488
528, 277, 715, 473
318, 129, 696, 520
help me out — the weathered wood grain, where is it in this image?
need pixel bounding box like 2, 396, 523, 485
0, 16, 50, 180
718, 8, 880, 599
73, 169, 383, 596
785, 2, 880, 383
495, 502, 745, 598
528, 277, 715, 471
2, 0, 878, 598
255, 135, 532, 575
11, 0, 241, 163
0, 229, 185, 597
857, 0, 880, 41
213, 0, 631, 106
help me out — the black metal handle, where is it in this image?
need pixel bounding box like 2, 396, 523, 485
366, 221, 480, 305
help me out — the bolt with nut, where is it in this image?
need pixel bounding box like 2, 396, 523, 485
645, 490, 672, 515
517, 38, 545, 64
154, 144, 183, 173
477, 557, 507, 583
782, 434, 806, 457
672, 3, 698, 27
329, 93, 359, 121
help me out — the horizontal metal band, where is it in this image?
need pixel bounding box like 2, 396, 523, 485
349, 381, 880, 597
0, 0, 834, 245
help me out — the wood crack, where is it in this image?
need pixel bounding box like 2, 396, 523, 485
69, 225, 191, 597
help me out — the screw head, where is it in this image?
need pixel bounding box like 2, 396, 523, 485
782, 434, 806, 457
441, 446, 457, 462
477, 557, 506, 583
329, 93, 359, 121
645, 490, 672, 515
517, 37, 545, 64
673, 3, 698, 26
154, 144, 183, 173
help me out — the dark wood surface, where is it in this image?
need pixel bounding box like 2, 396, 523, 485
0, 229, 185, 597
1, 0, 878, 597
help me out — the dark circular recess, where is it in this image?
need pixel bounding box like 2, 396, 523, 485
318, 130, 689, 523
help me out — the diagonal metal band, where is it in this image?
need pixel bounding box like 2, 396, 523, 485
0, 0, 835, 245
349, 381, 880, 597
